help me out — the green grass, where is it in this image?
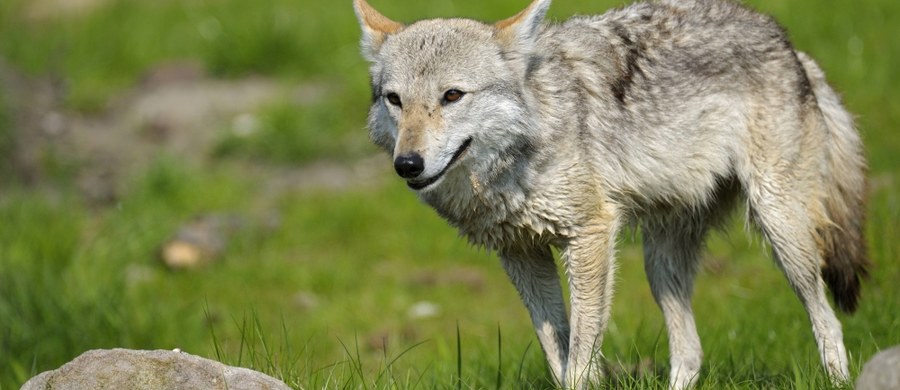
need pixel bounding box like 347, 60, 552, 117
1, 164, 897, 388
1, 0, 899, 388
213, 98, 371, 164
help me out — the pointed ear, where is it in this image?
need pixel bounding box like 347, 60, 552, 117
354, 0, 403, 60
494, 0, 551, 54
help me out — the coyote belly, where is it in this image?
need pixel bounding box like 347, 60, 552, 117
354, 0, 869, 388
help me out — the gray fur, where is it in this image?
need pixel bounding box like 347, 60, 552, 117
355, 0, 868, 388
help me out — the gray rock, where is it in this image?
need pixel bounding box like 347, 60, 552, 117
856, 345, 900, 390
21, 348, 292, 390
160, 214, 244, 270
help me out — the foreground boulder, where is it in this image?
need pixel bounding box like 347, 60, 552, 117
21, 349, 291, 390
856, 345, 900, 390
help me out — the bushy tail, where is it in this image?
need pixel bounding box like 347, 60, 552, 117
797, 51, 870, 313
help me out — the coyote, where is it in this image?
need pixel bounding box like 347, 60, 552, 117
354, 0, 868, 387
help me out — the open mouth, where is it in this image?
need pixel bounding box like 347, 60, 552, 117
407, 137, 473, 191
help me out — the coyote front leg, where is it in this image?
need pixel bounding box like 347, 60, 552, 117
501, 245, 570, 384
562, 206, 620, 388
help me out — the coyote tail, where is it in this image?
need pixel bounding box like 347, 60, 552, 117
798, 51, 870, 313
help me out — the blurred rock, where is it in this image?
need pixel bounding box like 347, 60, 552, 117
21, 348, 291, 390
857, 345, 900, 390
160, 214, 244, 269
407, 301, 441, 319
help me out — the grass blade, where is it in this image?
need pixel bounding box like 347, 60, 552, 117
496, 324, 503, 390
517, 340, 533, 386
203, 302, 222, 362
456, 321, 462, 390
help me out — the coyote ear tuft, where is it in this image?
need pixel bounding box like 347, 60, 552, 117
354, 0, 403, 60
494, 0, 551, 54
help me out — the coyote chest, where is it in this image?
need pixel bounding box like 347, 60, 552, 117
421, 171, 578, 249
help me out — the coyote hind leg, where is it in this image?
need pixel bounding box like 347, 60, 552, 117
642, 203, 727, 390
746, 176, 850, 382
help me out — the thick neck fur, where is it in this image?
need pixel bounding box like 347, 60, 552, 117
419, 149, 584, 251
413, 23, 616, 251
417, 86, 592, 251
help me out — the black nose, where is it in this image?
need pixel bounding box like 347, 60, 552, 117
394, 153, 425, 179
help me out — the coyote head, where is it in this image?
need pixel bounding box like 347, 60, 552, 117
354, 0, 550, 192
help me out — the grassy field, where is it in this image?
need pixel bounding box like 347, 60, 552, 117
1, 0, 898, 388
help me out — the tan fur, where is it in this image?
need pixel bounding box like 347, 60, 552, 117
352, 0, 403, 60
395, 105, 443, 157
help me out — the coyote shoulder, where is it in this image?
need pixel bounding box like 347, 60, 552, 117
354, 0, 868, 388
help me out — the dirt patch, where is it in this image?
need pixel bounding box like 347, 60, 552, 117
0, 58, 383, 205
66, 61, 285, 201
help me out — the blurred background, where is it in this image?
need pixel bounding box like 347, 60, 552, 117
0, 0, 897, 388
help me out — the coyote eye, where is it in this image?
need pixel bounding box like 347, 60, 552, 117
385, 93, 402, 107
443, 89, 465, 104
